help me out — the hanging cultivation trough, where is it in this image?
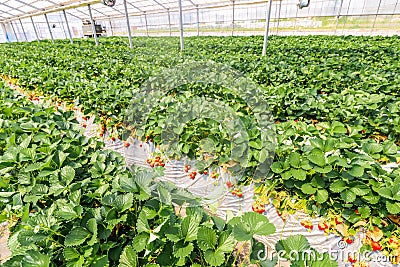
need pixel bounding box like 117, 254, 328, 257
0, 1, 400, 264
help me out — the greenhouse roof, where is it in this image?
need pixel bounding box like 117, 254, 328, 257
0, 0, 262, 23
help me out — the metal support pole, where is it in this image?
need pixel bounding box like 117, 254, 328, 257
231, 0, 235, 36
0, 23, 9, 42
19, 19, 28, 41
178, 0, 184, 50
341, 0, 352, 34
59, 13, 68, 39
30, 17, 40, 43
167, 9, 172, 36
109, 19, 114, 36
371, 0, 383, 33
334, 0, 344, 35
293, 5, 299, 32
123, 0, 133, 48
10, 21, 19, 42
144, 12, 149, 37
361, 0, 367, 15
276, 0, 282, 35
63, 10, 73, 44
262, 0, 273, 56
44, 14, 54, 43
88, 4, 99, 46
196, 5, 200, 36
394, 0, 399, 15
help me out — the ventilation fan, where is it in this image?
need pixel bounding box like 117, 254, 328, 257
102, 0, 116, 7
298, 0, 310, 9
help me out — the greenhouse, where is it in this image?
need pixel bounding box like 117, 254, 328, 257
0, 0, 400, 266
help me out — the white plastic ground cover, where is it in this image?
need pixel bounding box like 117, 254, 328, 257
1, 83, 397, 266
78, 113, 400, 267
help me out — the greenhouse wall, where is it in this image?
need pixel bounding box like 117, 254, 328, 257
1, 0, 400, 43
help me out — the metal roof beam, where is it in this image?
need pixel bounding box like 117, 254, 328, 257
0, 2, 27, 14
13, 0, 45, 11
91, 7, 109, 17
150, 0, 168, 10
74, 8, 90, 17
65, 11, 81, 19
186, 0, 197, 7
0, 0, 101, 23
128, 2, 143, 13
110, 6, 125, 15
0, 7, 16, 17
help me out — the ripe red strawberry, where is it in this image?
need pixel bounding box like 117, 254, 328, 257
146, 159, 152, 164
236, 192, 243, 198
139, 144, 143, 148
150, 163, 155, 168
184, 165, 191, 172
355, 209, 360, 215
348, 255, 357, 263
252, 205, 265, 214
344, 237, 353, 245
82, 123, 87, 128
389, 237, 398, 244
160, 163, 165, 167
111, 137, 116, 142
189, 173, 195, 179
335, 217, 342, 225
226, 181, 233, 188
203, 170, 208, 175
124, 142, 130, 148
371, 241, 382, 251
82, 116, 88, 121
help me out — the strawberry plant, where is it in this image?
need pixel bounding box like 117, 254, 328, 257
0, 82, 277, 266
1, 35, 400, 260
276, 235, 338, 267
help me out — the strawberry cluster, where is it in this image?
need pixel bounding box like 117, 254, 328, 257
210, 171, 217, 179
317, 220, 330, 234
146, 156, 165, 168
184, 165, 209, 180
300, 219, 313, 230
252, 201, 265, 214
189, 171, 197, 179
28, 93, 39, 101
231, 188, 243, 198
99, 126, 106, 137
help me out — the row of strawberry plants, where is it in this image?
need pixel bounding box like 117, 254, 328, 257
1, 36, 399, 181
1, 36, 400, 259
0, 83, 284, 266
1, 36, 399, 140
